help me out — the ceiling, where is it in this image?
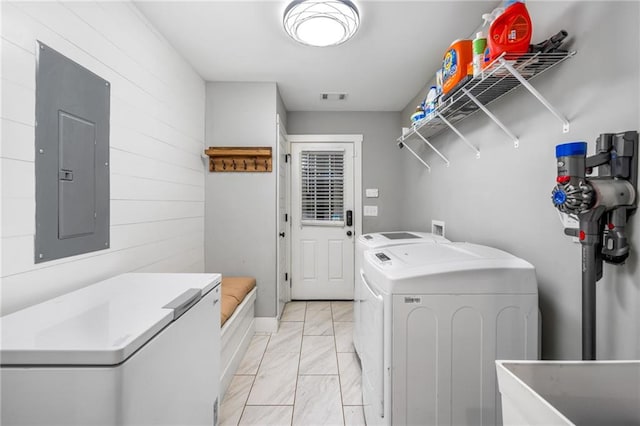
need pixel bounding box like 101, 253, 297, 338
134, 0, 499, 112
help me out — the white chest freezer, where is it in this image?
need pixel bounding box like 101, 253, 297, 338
0, 273, 221, 426
360, 243, 538, 426
354, 232, 449, 356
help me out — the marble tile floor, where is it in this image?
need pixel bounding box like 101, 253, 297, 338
219, 301, 364, 426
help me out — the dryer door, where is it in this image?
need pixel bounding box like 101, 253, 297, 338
360, 270, 385, 425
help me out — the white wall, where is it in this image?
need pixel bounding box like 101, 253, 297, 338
1, 1, 206, 315
400, 1, 640, 359
204, 82, 282, 318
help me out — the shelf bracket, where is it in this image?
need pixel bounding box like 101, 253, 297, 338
399, 141, 431, 172
435, 111, 481, 158
414, 131, 450, 166
461, 87, 520, 148
499, 58, 570, 133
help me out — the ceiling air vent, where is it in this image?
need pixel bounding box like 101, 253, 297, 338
321, 93, 347, 101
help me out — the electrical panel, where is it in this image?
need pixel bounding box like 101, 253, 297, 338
35, 42, 110, 263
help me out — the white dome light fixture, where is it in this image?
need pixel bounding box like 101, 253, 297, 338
283, 0, 360, 47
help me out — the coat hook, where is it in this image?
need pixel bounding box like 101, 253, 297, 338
243, 160, 247, 170
222, 159, 226, 170
254, 158, 258, 170
264, 159, 268, 170
232, 159, 237, 170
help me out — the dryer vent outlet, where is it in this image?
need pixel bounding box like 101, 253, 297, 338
321, 93, 347, 101
431, 220, 445, 238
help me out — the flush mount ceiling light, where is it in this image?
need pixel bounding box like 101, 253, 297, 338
283, 0, 360, 47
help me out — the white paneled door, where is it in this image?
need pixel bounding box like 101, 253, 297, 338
291, 141, 355, 300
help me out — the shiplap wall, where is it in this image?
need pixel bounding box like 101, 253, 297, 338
1, 1, 206, 315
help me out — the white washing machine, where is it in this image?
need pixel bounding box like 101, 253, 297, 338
360, 242, 538, 426
353, 232, 449, 356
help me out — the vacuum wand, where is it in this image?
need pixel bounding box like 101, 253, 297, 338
577, 206, 605, 360
551, 131, 638, 360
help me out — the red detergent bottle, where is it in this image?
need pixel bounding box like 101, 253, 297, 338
487, 0, 532, 62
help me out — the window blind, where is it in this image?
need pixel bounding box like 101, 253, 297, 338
300, 150, 345, 226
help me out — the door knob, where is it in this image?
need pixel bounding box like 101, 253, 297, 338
346, 231, 353, 237
279, 232, 286, 237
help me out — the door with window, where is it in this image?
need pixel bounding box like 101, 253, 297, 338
291, 142, 355, 300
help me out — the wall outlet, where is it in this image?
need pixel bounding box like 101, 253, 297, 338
365, 188, 379, 198
364, 205, 378, 216
431, 220, 445, 238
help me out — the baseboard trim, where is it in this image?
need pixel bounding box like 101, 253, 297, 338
254, 317, 279, 333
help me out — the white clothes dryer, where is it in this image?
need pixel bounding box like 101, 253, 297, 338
360, 242, 538, 426
353, 232, 449, 356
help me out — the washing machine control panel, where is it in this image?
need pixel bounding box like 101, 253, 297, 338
375, 252, 391, 262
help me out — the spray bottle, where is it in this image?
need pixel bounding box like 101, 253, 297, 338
480, 4, 505, 69
481, 5, 505, 29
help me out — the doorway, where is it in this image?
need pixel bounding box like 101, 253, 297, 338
288, 135, 362, 300
276, 115, 290, 319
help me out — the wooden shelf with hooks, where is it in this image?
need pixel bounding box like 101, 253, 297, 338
204, 146, 272, 172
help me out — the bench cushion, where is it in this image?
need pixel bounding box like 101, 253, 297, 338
220, 276, 256, 327
220, 294, 240, 326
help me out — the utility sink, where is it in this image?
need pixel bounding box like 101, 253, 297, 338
496, 360, 640, 426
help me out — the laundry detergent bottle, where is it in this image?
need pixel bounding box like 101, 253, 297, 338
487, 0, 532, 62
441, 39, 473, 95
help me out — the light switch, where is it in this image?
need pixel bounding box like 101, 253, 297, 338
365, 188, 379, 198
364, 205, 378, 216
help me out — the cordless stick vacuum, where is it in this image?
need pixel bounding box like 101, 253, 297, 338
551, 131, 638, 360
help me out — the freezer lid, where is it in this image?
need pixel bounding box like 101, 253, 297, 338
0, 273, 221, 366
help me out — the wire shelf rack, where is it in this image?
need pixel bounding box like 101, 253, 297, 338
398, 51, 576, 169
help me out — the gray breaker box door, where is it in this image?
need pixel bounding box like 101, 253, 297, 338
35, 41, 110, 263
